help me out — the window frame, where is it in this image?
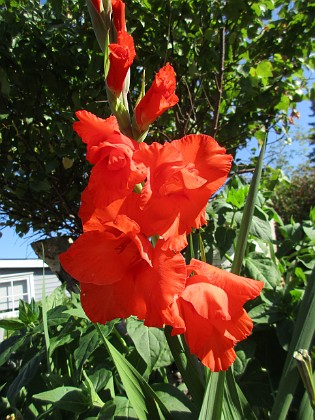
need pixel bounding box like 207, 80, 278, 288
0, 272, 35, 319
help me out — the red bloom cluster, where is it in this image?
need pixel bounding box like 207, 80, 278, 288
60, 106, 263, 370
60, 0, 263, 372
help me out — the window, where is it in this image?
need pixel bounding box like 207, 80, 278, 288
0, 273, 35, 318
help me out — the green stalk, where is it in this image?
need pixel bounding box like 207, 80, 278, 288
164, 326, 205, 409
188, 232, 195, 261
294, 350, 315, 411
86, 0, 111, 53
270, 267, 315, 420
198, 232, 206, 262
298, 369, 315, 420
231, 136, 267, 275
41, 243, 51, 374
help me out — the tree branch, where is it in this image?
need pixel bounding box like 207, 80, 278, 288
212, 27, 225, 138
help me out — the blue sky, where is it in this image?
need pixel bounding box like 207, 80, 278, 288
1, 98, 313, 259
0, 227, 37, 259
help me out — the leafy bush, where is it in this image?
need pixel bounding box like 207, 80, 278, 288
271, 166, 315, 225
1, 169, 314, 419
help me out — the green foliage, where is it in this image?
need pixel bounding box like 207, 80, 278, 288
126, 317, 174, 378
128, 0, 314, 144
0, 287, 198, 419
0, 0, 103, 236
0, 164, 314, 418
272, 166, 315, 224
200, 165, 315, 418
0, 0, 314, 236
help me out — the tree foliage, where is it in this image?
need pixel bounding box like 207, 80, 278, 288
0, 0, 314, 237
308, 98, 315, 163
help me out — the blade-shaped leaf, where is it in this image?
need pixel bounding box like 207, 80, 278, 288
96, 324, 172, 420
74, 327, 100, 374
198, 371, 225, 420
222, 368, 257, 420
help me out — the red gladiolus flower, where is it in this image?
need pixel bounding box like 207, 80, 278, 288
135, 63, 179, 132
60, 215, 152, 286
132, 134, 233, 251
59, 217, 186, 327
73, 110, 146, 208
73, 110, 136, 164
170, 259, 264, 371
112, 0, 126, 32
107, 31, 136, 96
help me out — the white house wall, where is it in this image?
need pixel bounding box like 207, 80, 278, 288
0, 263, 61, 303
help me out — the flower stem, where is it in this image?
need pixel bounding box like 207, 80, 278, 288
231, 135, 267, 275
164, 326, 205, 409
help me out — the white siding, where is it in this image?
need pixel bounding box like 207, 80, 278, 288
33, 272, 60, 301
0, 262, 61, 304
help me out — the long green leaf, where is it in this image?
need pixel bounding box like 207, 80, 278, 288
7, 350, 45, 404
0, 333, 28, 368
74, 328, 100, 375
198, 371, 225, 420
164, 326, 205, 409
0, 318, 25, 331
41, 243, 51, 374
231, 137, 267, 275
96, 324, 172, 420
222, 368, 257, 420
270, 267, 315, 420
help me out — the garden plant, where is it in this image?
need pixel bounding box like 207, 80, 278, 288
0, 0, 314, 419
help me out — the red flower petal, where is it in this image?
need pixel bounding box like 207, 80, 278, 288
173, 134, 233, 197
132, 135, 232, 251
135, 63, 179, 132
188, 259, 264, 316
138, 240, 187, 327
170, 261, 263, 371
81, 278, 146, 324
73, 110, 135, 164
75, 239, 186, 327
112, 0, 126, 32
173, 296, 238, 371
59, 215, 152, 286
80, 145, 146, 209
107, 31, 136, 96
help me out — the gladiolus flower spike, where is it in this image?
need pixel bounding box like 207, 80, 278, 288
60, 0, 263, 372
60, 109, 263, 371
